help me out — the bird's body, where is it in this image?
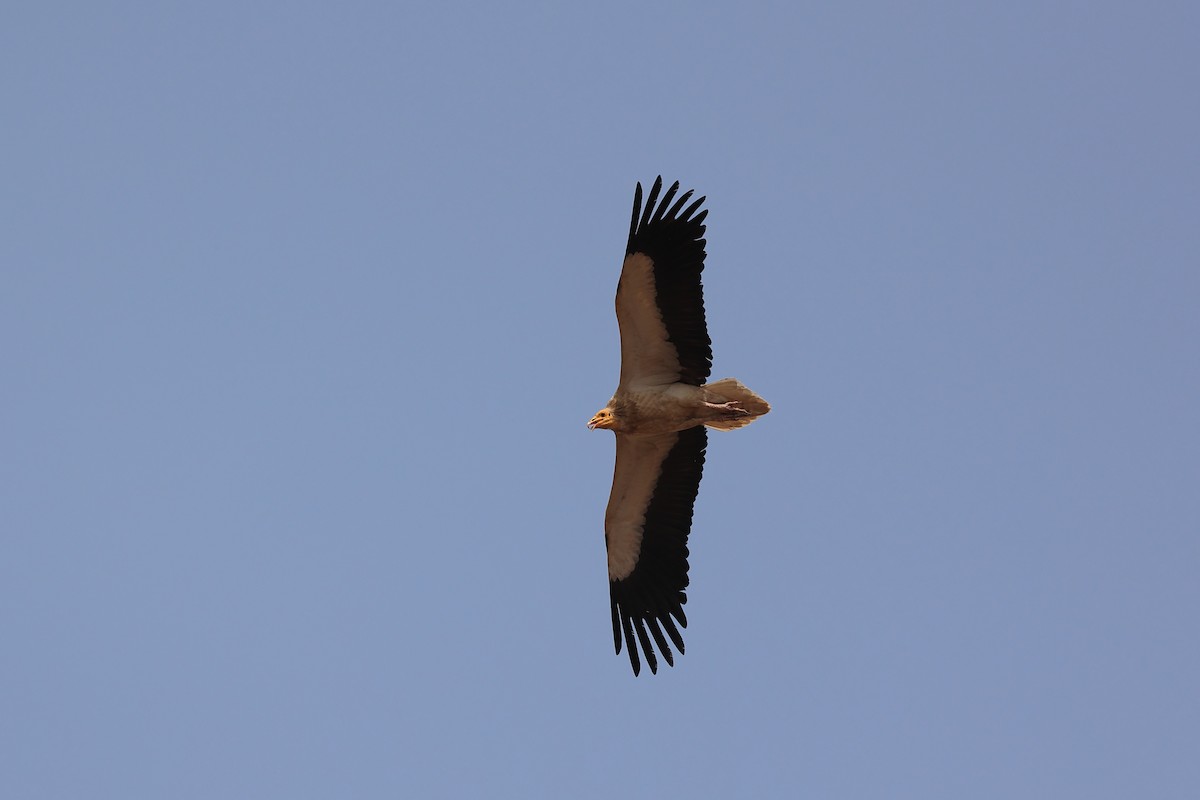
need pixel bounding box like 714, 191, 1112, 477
589, 177, 769, 676
598, 380, 769, 436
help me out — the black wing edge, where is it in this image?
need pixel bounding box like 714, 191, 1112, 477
625, 177, 712, 386
609, 426, 708, 676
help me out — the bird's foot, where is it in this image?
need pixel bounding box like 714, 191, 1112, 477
706, 400, 750, 415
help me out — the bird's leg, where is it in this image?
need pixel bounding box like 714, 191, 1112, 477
705, 400, 750, 415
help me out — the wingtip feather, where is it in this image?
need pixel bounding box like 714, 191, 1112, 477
681, 195, 706, 221
627, 182, 643, 246
639, 177, 663, 232
622, 613, 642, 676
633, 618, 659, 675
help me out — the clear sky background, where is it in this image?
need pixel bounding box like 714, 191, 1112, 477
3, 2, 1198, 798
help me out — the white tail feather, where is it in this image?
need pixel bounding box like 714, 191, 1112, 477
703, 378, 771, 431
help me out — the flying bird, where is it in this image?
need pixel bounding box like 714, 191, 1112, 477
589, 177, 770, 675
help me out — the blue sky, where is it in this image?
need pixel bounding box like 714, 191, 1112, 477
3, 2, 1198, 797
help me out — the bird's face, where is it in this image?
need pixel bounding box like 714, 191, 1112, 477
588, 408, 617, 431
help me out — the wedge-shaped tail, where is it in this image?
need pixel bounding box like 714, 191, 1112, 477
703, 378, 771, 431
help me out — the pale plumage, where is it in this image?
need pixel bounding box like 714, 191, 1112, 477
589, 177, 770, 675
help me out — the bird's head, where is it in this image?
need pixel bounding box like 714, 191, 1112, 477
588, 407, 618, 431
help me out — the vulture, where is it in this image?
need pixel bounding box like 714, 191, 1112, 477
588, 177, 770, 676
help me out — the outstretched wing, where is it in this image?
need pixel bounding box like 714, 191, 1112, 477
604, 426, 708, 676
616, 177, 712, 388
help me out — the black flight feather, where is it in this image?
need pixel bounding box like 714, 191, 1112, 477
625, 177, 713, 386
609, 426, 707, 676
